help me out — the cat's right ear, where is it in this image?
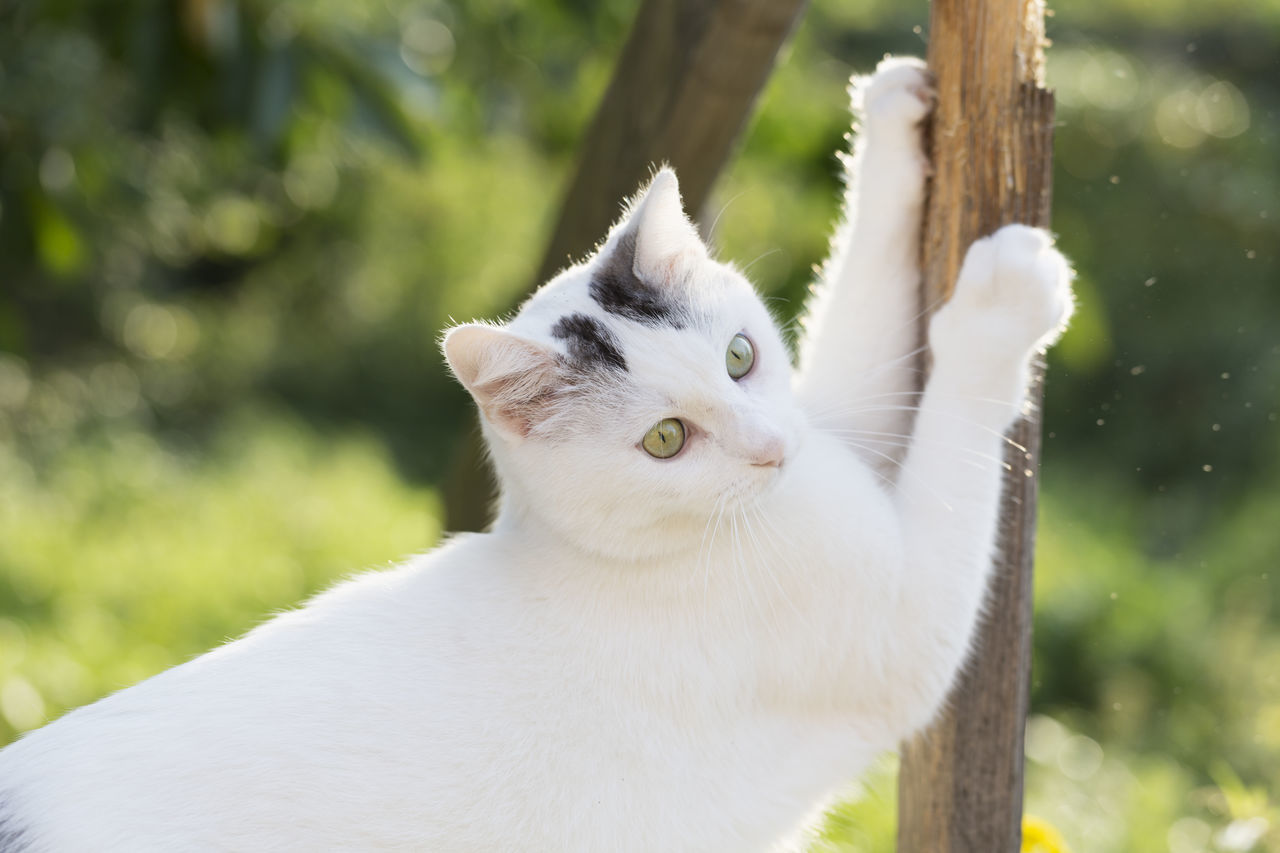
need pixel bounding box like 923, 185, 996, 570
443, 324, 561, 439
606, 168, 708, 287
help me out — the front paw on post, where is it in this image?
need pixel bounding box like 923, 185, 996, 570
930, 225, 1075, 362
856, 57, 935, 131
852, 57, 936, 178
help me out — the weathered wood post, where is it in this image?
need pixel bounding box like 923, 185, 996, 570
896, 0, 1055, 850
445, 0, 810, 532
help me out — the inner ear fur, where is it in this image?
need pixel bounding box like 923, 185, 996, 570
443, 324, 562, 438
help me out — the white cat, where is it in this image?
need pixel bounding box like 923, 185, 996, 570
0, 57, 1072, 852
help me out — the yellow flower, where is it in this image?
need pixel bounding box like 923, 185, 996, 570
1022, 814, 1072, 853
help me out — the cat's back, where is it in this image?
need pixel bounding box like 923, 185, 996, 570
0, 533, 548, 851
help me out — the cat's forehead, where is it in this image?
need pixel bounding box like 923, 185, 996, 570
583, 231, 689, 330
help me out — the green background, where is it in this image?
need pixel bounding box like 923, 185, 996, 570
1, 0, 1277, 850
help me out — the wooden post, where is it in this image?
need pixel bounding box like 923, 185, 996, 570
445, 0, 810, 532
896, 0, 1055, 850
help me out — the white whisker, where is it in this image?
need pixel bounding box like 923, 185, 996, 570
821, 428, 1014, 470
740, 248, 783, 277
840, 441, 955, 512
706, 191, 746, 245
739, 506, 793, 628
746, 505, 807, 624
816, 404, 1026, 451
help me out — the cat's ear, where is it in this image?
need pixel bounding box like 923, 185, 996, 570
617, 168, 707, 284
443, 324, 561, 439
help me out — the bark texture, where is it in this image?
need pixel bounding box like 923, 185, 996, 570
446, 0, 810, 532
896, 1, 1055, 850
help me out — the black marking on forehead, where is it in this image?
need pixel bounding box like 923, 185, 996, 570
589, 231, 685, 328
551, 313, 628, 372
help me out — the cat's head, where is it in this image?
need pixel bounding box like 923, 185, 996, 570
444, 169, 802, 560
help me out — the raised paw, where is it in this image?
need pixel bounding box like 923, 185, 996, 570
854, 56, 935, 133
930, 225, 1075, 361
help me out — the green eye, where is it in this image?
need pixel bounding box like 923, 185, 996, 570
726, 333, 755, 379
642, 418, 685, 459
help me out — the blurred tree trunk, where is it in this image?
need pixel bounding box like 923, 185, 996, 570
896, 0, 1056, 850
445, 0, 810, 532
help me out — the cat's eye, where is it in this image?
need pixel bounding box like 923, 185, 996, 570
642, 418, 685, 459
726, 333, 755, 380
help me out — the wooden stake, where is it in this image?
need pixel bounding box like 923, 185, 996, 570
897, 0, 1055, 849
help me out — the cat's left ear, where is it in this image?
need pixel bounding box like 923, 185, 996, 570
443, 324, 561, 439
616, 168, 707, 284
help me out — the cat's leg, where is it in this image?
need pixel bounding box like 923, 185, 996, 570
881, 225, 1072, 735
794, 57, 934, 474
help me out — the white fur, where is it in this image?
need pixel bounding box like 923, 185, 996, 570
0, 57, 1073, 852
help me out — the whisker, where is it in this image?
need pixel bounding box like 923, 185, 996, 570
850, 344, 931, 380
813, 404, 1027, 451
740, 247, 783, 277
706, 190, 746, 245
702, 496, 730, 603
821, 428, 1015, 470
840, 441, 955, 512
697, 494, 725, 598
827, 387, 1034, 411
805, 388, 1023, 425
727, 510, 751, 637
748, 505, 811, 624
732, 508, 776, 636
840, 436, 1006, 473
740, 506, 798, 626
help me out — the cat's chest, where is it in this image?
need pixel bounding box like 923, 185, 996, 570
524, 552, 891, 721
606, 452, 895, 648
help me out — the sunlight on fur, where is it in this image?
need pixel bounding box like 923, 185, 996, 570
0, 57, 1072, 851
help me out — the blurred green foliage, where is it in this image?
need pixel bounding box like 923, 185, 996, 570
0, 411, 437, 730
1, 0, 1277, 850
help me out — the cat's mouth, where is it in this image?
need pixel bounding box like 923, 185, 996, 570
729, 456, 790, 505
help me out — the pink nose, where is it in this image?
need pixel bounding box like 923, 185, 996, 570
749, 435, 786, 468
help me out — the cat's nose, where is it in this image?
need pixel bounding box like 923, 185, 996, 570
748, 434, 786, 469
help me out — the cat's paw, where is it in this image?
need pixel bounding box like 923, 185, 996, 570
930, 225, 1074, 362
850, 58, 934, 185
855, 57, 935, 135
